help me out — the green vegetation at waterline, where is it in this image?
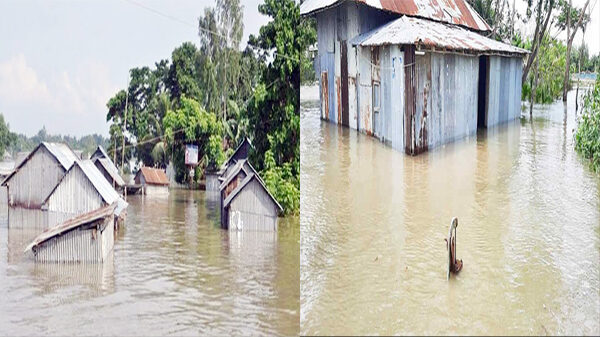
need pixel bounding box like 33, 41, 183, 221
520, 35, 568, 104
106, 0, 311, 215
575, 78, 600, 173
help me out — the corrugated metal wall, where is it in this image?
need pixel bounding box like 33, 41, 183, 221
7, 147, 65, 208
316, 2, 396, 129
486, 56, 523, 127
144, 184, 169, 196
227, 179, 279, 232
33, 216, 114, 263
8, 207, 48, 229
426, 53, 479, 149
47, 165, 104, 217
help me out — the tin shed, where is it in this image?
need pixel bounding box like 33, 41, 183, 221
1, 142, 78, 228
301, 0, 528, 154
25, 203, 117, 263
134, 167, 170, 196
220, 160, 282, 231
42, 160, 127, 228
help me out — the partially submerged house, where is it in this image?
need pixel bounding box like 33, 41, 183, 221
90, 146, 125, 191
301, 0, 528, 154
42, 160, 127, 228
219, 159, 282, 231
1, 142, 79, 228
206, 137, 253, 192
134, 167, 169, 195
25, 203, 117, 263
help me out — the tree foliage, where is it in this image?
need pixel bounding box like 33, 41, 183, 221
575, 78, 600, 172
0, 114, 16, 158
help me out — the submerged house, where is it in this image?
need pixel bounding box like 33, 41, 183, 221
301, 0, 528, 154
206, 137, 253, 192
219, 159, 282, 231
90, 146, 125, 191
1, 142, 79, 228
134, 167, 169, 195
41, 160, 127, 228
25, 203, 117, 263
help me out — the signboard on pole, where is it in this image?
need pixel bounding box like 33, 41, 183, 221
185, 144, 199, 166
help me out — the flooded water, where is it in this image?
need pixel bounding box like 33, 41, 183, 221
300, 89, 600, 335
0, 190, 299, 336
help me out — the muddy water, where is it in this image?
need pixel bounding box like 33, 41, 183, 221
0, 190, 299, 336
300, 90, 600, 335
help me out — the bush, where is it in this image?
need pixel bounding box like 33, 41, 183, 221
575, 78, 600, 172
261, 150, 299, 216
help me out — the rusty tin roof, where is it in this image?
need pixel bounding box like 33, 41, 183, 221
137, 167, 169, 186
300, 0, 491, 31
351, 16, 528, 55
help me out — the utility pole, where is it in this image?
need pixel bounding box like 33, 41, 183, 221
122, 76, 129, 175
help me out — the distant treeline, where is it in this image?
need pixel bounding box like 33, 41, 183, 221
0, 116, 109, 160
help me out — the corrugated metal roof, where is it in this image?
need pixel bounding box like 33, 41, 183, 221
220, 137, 253, 171
350, 16, 528, 55
300, 0, 491, 31
223, 173, 283, 213
25, 203, 116, 253
43, 142, 79, 170
138, 167, 170, 186
91, 146, 120, 176
1, 142, 78, 186
219, 159, 250, 191
79, 160, 121, 204
94, 157, 126, 187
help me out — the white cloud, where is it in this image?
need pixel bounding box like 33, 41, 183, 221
0, 54, 117, 136
0, 54, 52, 105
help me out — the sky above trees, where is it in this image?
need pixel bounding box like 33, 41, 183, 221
0, 0, 269, 137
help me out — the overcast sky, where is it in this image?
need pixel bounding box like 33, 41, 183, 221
0, 0, 269, 137
0, 0, 598, 138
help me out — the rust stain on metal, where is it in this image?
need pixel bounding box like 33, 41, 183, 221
301, 0, 491, 31
336, 77, 342, 124
404, 45, 416, 155
321, 72, 329, 121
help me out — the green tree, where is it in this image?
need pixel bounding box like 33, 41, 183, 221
0, 114, 16, 158
246, 0, 315, 214
163, 97, 225, 183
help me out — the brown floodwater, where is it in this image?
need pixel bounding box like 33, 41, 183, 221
0, 189, 299, 336
300, 89, 600, 335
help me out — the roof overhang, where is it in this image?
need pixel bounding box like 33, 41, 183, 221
350, 16, 528, 57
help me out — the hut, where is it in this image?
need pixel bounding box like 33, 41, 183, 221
219, 159, 282, 231
1, 142, 79, 228
41, 160, 127, 228
25, 203, 117, 263
301, 0, 528, 154
134, 167, 169, 195
90, 146, 125, 191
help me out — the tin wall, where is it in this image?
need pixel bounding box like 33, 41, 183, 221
486, 56, 523, 127
316, 2, 397, 129
46, 166, 104, 217
6, 147, 65, 209
413, 52, 479, 151
227, 179, 279, 232
33, 216, 114, 263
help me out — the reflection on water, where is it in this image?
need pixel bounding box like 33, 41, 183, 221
300, 90, 600, 335
0, 189, 299, 336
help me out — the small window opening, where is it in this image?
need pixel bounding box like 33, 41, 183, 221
373, 81, 381, 113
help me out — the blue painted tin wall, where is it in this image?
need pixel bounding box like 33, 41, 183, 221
486, 56, 523, 127
414, 52, 479, 150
